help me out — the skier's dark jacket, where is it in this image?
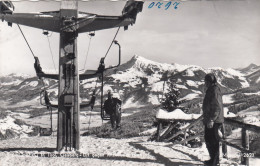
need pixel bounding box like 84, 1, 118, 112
104, 98, 121, 115
202, 83, 224, 124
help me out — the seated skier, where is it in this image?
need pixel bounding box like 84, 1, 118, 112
104, 90, 122, 129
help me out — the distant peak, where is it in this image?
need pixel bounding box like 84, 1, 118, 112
130, 55, 160, 65
129, 55, 147, 62
238, 63, 260, 74
247, 63, 257, 68
130, 54, 148, 62
128, 55, 139, 63
132, 54, 139, 59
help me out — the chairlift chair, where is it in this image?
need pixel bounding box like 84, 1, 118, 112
101, 107, 111, 121
39, 90, 53, 136
99, 40, 121, 121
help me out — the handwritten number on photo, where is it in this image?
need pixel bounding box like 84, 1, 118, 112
148, 1, 180, 10
174, 2, 180, 9
148, 2, 155, 9
156, 2, 163, 9
165, 2, 172, 10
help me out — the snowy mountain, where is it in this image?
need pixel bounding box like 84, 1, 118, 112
101, 55, 260, 106
238, 63, 260, 75
1, 55, 260, 108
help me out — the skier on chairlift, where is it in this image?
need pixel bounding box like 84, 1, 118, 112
104, 90, 122, 129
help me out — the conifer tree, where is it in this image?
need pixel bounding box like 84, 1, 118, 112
160, 79, 181, 112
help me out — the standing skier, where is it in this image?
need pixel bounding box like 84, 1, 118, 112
202, 73, 224, 166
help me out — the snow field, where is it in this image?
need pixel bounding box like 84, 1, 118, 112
0, 116, 33, 136
0, 135, 249, 166
223, 94, 234, 104
156, 109, 201, 120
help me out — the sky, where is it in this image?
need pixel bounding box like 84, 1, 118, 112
0, 0, 260, 76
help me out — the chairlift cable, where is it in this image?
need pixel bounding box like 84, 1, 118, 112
104, 27, 120, 59
17, 24, 36, 58
87, 108, 92, 131
87, 77, 99, 130
17, 24, 52, 92
17, 25, 50, 92
82, 35, 93, 71
46, 36, 57, 72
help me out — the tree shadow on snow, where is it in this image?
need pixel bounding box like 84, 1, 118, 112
169, 146, 202, 162
129, 142, 203, 166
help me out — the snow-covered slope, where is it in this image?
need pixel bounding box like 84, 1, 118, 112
0, 116, 34, 139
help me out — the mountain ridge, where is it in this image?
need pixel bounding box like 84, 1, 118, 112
1, 55, 260, 107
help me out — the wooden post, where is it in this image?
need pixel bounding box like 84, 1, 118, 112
57, 0, 79, 151
221, 124, 228, 158
160, 122, 176, 141
157, 121, 162, 142
165, 115, 203, 142
173, 132, 204, 145
241, 128, 249, 166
